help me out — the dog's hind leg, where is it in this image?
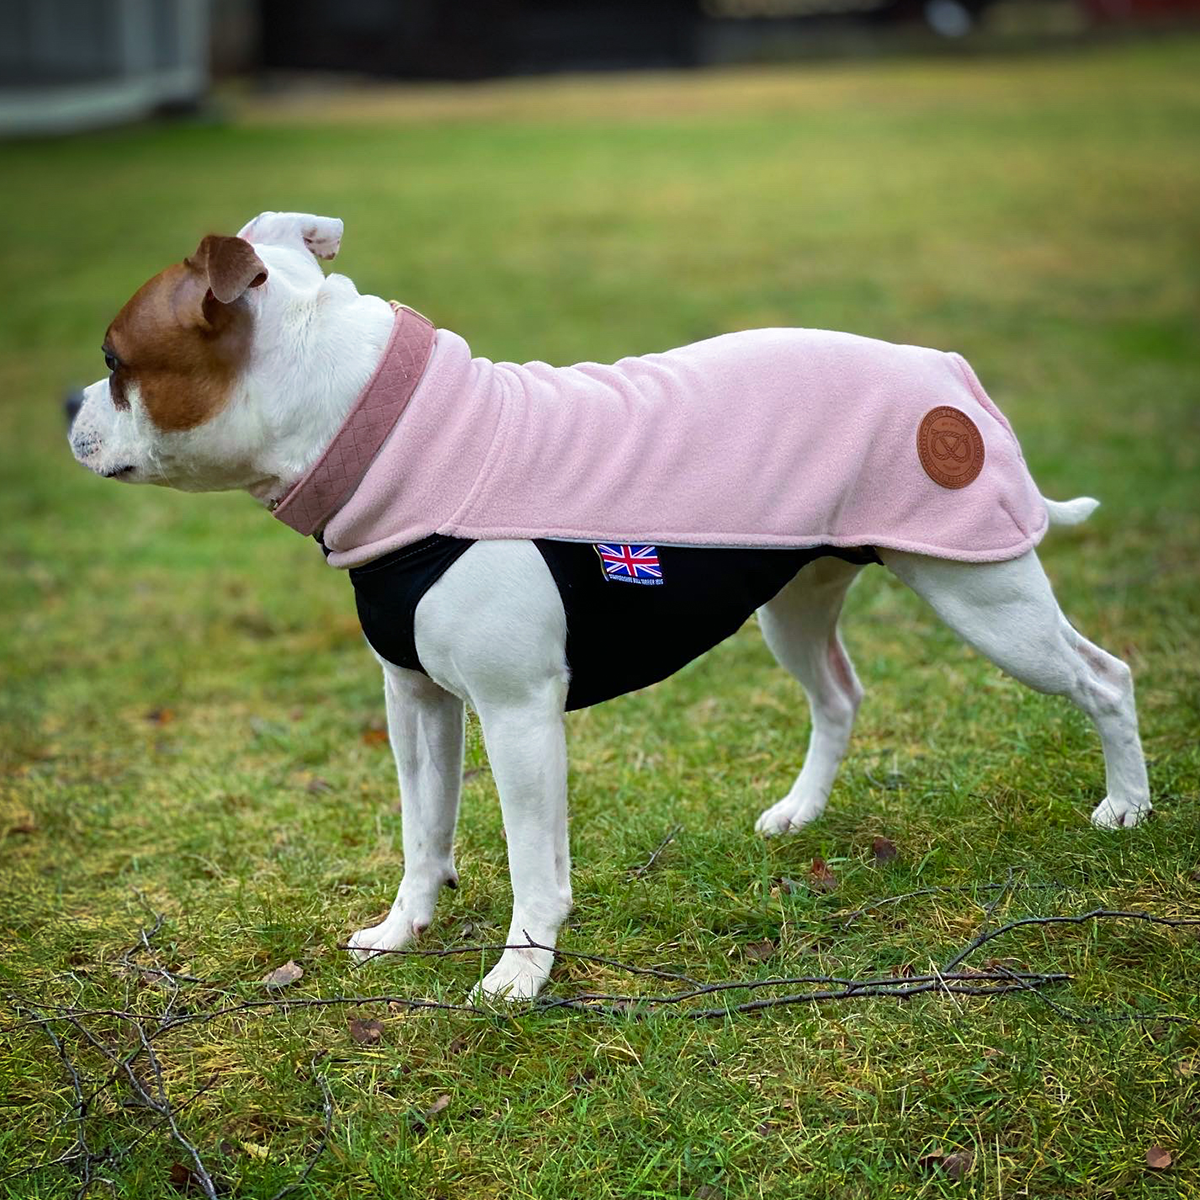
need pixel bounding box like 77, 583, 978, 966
348, 664, 465, 961
754, 556, 867, 835
879, 548, 1150, 827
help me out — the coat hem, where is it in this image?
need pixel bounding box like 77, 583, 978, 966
323, 507, 1049, 570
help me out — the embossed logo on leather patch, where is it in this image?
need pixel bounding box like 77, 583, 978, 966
917, 406, 984, 489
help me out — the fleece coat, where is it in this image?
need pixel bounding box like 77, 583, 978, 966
272, 306, 1048, 570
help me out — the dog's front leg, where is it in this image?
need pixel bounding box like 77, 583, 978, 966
348, 663, 464, 961
471, 682, 572, 1001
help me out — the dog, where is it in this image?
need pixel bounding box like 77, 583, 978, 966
68, 211, 1151, 1000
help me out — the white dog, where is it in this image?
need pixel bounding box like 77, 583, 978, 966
68, 212, 1151, 1000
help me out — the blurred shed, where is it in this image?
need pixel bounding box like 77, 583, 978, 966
0, 0, 211, 136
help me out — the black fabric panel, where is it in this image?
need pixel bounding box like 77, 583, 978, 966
348, 535, 474, 672
533, 540, 879, 711
347, 534, 879, 708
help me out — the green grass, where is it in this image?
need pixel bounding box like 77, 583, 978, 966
2, 37, 1200, 1199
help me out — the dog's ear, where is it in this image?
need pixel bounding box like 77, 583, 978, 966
186, 235, 269, 305
236, 211, 344, 261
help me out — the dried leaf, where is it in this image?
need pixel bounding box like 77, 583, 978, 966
261, 960, 303, 988
744, 939, 775, 963
305, 776, 333, 795
361, 726, 389, 746
168, 1161, 195, 1192
447, 1035, 470, 1055
463, 767, 484, 783
943, 1151, 974, 1180
6, 821, 37, 837
808, 856, 838, 893
425, 1094, 452, 1118
693, 1187, 722, 1200
756, 1121, 777, 1136
774, 876, 800, 895
919, 1148, 973, 1180
871, 835, 898, 862
146, 707, 175, 725
348, 1017, 384, 1046
1146, 1146, 1173, 1171
241, 1141, 268, 1160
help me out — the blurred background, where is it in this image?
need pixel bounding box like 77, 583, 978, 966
2, 7, 1199, 1195
3, 0, 1199, 135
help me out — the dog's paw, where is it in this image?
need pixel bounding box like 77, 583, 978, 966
754, 795, 825, 837
468, 947, 553, 1004
1090, 795, 1152, 829
347, 915, 424, 963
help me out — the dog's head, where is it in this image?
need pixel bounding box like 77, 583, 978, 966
68, 212, 344, 493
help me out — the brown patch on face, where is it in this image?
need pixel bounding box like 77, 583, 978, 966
104, 237, 266, 434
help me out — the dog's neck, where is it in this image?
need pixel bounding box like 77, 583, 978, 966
244, 281, 397, 509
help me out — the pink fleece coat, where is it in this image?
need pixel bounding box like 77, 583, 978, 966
275, 310, 1048, 570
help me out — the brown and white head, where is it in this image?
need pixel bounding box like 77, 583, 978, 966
68, 211, 392, 500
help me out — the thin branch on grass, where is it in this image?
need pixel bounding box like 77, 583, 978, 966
9, 965, 1073, 1035
989, 962, 1196, 1027
836, 877, 1062, 924
12, 909, 1198, 1040
268, 1060, 334, 1200
4, 999, 106, 1198
125, 1020, 220, 1200
4, 892, 1197, 1195
940, 866, 1016, 973
345, 939, 702, 985
10, 980, 221, 1200
118, 908, 208, 988
544, 976, 1066, 1020
941, 907, 1200, 973
982, 868, 1016, 919
530, 968, 1072, 1013
629, 824, 683, 878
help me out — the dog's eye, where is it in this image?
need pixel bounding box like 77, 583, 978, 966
104, 352, 119, 373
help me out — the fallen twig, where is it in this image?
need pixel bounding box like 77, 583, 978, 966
346, 939, 701, 985
4, 892, 1197, 1197
6, 1000, 108, 1199
836, 878, 1062, 924
630, 824, 683, 878
268, 1058, 334, 1200
941, 907, 1200, 973
542, 977, 1065, 1019
531, 967, 1071, 1013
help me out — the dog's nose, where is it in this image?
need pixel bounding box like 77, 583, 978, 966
64, 389, 84, 427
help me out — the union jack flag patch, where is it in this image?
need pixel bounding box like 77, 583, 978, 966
594, 544, 663, 585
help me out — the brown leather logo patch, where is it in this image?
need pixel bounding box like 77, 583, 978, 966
917, 406, 984, 489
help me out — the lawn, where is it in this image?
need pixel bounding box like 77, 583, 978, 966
2, 36, 1199, 1200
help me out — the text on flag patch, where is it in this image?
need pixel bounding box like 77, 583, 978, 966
594, 544, 664, 585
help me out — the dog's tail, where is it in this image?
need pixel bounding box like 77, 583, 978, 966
1043, 495, 1100, 526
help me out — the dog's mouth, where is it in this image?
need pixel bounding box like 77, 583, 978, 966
102, 464, 136, 480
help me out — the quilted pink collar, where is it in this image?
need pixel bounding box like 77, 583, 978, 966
270, 304, 435, 537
